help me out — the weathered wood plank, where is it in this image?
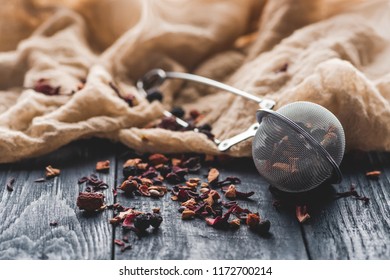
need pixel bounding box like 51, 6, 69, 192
302, 151, 390, 259
114, 155, 308, 260
0, 139, 116, 259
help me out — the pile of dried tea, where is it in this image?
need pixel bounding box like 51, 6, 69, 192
117, 153, 270, 235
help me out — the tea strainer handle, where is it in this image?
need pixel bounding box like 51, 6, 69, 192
218, 123, 259, 151
136, 69, 276, 110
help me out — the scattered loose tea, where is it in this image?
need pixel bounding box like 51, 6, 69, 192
77, 192, 105, 212
96, 160, 110, 172
336, 184, 370, 205
46, 165, 60, 178
6, 177, 15, 192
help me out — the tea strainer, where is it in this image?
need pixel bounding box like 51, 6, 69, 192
137, 69, 345, 192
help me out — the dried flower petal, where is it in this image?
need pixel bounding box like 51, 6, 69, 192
296, 205, 310, 223
181, 209, 196, 220
45, 165, 60, 178
207, 168, 219, 186
114, 239, 125, 247
229, 218, 241, 229
366, 171, 381, 179
96, 160, 110, 172
123, 158, 142, 168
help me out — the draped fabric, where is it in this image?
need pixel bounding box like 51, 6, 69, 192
1, 0, 390, 163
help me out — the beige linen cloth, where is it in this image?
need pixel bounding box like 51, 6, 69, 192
1, 0, 390, 163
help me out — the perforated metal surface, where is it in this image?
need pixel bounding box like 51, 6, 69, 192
252, 101, 345, 192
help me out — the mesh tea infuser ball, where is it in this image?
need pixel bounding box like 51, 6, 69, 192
252, 102, 345, 192
137, 69, 346, 193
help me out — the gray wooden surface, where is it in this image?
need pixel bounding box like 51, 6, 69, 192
0, 139, 389, 259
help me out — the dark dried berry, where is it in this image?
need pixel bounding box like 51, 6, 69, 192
149, 213, 163, 228
146, 90, 163, 102
197, 123, 212, 131
251, 220, 271, 235
133, 214, 151, 231
123, 166, 138, 178
170, 107, 185, 118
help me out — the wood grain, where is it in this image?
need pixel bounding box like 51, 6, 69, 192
114, 155, 308, 260
301, 151, 390, 259
0, 140, 116, 259
1, 140, 389, 259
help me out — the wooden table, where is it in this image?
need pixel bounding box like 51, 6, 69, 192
0, 139, 389, 259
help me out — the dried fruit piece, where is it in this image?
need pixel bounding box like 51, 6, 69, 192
45, 165, 60, 178
251, 220, 271, 235
366, 171, 381, 179
149, 189, 162, 198
296, 205, 310, 223
133, 214, 151, 231
272, 162, 291, 172
150, 213, 163, 228
246, 213, 260, 228
207, 168, 219, 186
181, 198, 196, 207
119, 179, 138, 194
77, 192, 105, 212
181, 209, 196, 220
138, 185, 150, 196
148, 154, 169, 166
123, 158, 142, 168
96, 160, 110, 172
229, 218, 241, 229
